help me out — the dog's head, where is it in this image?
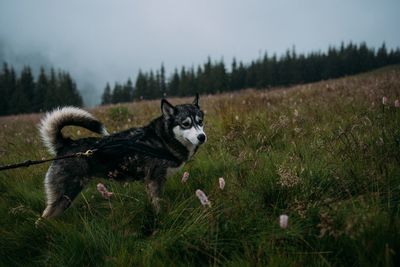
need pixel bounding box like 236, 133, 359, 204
161, 94, 207, 147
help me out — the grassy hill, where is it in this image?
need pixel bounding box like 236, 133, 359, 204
1, 66, 400, 266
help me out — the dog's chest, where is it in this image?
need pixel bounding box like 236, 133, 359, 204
166, 163, 184, 178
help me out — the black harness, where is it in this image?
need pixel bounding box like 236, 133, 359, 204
91, 132, 180, 163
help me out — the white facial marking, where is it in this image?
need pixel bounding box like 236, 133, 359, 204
183, 117, 191, 124
173, 121, 206, 148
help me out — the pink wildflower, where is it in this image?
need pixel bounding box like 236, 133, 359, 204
279, 214, 289, 229
181, 171, 190, 183
382, 96, 388, 105
219, 177, 225, 190
97, 183, 113, 199
395, 100, 400, 108
195, 189, 211, 207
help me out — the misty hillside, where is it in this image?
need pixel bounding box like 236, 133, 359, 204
0, 66, 399, 266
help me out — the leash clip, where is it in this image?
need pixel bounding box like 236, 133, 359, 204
78, 149, 94, 157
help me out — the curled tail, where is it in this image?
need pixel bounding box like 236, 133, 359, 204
39, 106, 109, 155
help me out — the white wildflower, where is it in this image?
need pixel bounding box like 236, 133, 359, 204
219, 177, 225, 190
97, 183, 113, 199
181, 171, 190, 183
279, 214, 289, 229
195, 189, 211, 207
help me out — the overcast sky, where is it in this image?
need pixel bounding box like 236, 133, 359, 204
0, 0, 399, 106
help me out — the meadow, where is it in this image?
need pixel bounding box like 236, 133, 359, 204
0, 65, 399, 266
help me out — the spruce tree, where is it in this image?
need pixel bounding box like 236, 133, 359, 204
10, 67, 32, 114
101, 83, 112, 105
179, 66, 189, 96
134, 71, 147, 100
0, 63, 12, 115
377, 42, 388, 67
160, 63, 167, 96
60, 72, 83, 106
147, 71, 158, 99
44, 68, 58, 110
122, 79, 134, 102
112, 83, 123, 103
34, 67, 48, 112
187, 67, 197, 96
230, 58, 238, 90
20, 66, 35, 102
168, 69, 180, 96
212, 60, 228, 92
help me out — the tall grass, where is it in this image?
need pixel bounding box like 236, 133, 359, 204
0, 66, 399, 266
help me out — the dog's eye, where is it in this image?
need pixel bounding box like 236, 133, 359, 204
195, 115, 203, 126
182, 121, 191, 128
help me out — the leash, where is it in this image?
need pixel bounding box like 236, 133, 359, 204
0, 150, 95, 171
0, 134, 180, 172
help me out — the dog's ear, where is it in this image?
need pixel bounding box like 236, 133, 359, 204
161, 99, 175, 118
193, 93, 200, 108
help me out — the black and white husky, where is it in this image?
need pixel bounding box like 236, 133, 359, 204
38, 95, 206, 218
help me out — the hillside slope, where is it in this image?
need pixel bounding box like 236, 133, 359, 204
0, 65, 400, 266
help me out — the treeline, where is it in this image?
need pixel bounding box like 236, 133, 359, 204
101, 42, 400, 104
0, 63, 83, 116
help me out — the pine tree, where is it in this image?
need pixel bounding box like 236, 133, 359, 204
101, 83, 112, 105
377, 42, 388, 67
122, 79, 134, 102
34, 67, 48, 112
0, 63, 13, 115
388, 47, 400, 65
187, 67, 197, 96
147, 71, 158, 99
8, 66, 35, 114
112, 83, 123, 103
10, 67, 32, 114
202, 57, 212, 93
60, 72, 83, 106
168, 69, 180, 96
212, 60, 228, 92
179, 66, 189, 96
44, 68, 58, 110
20, 66, 35, 102
160, 63, 167, 96
134, 71, 147, 100
196, 66, 204, 94
246, 61, 257, 88
237, 61, 247, 89
56, 71, 68, 106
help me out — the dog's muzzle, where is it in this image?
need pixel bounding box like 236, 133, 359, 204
197, 134, 206, 144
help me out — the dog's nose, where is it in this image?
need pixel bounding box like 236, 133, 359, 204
197, 134, 206, 144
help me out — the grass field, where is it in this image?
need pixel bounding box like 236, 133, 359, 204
1, 66, 400, 266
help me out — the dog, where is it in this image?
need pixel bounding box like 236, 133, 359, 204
38, 95, 206, 218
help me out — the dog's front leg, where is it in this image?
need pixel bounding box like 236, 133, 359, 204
145, 177, 165, 213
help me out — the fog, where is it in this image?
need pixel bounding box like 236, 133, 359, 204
0, 0, 399, 106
